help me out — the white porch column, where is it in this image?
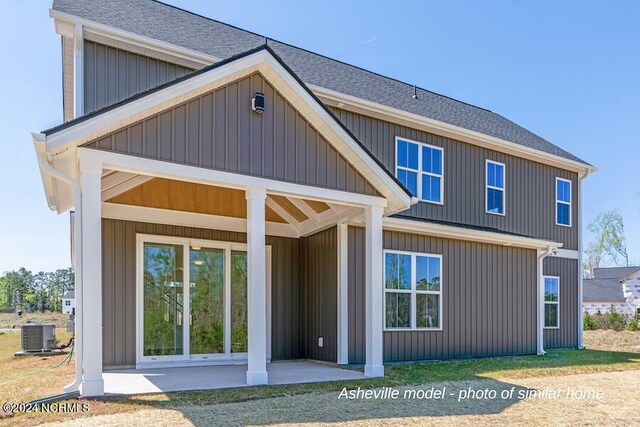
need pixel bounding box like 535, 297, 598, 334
78, 159, 104, 396
337, 222, 349, 365
246, 187, 268, 385
364, 206, 384, 377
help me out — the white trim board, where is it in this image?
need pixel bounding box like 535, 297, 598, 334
51, 10, 219, 66
79, 148, 387, 208
102, 203, 299, 238
382, 217, 563, 250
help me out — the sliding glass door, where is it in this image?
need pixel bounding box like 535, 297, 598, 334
142, 242, 185, 357
138, 235, 265, 364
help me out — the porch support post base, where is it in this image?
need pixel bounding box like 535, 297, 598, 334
364, 365, 384, 378
79, 379, 104, 397
246, 370, 269, 385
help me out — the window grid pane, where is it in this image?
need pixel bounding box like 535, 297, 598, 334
385, 251, 442, 330
487, 188, 504, 214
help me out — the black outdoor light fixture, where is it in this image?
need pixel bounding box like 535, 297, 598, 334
252, 92, 265, 114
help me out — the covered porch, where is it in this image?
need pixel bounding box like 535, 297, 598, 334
103, 361, 365, 395
72, 146, 390, 396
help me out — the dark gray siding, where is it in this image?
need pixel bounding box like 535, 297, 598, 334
101, 218, 301, 368
300, 227, 337, 362
347, 227, 538, 364
84, 73, 379, 197
84, 41, 194, 114
331, 108, 579, 250
543, 257, 579, 349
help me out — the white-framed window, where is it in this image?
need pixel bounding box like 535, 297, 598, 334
485, 160, 505, 215
395, 137, 444, 204
544, 275, 560, 329
384, 250, 442, 330
65, 300, 71, 306
555, 178, 572, 227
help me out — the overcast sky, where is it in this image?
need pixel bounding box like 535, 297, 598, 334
1, 0, 639, 273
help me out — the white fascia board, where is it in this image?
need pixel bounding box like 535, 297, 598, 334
383, 217, 563, 250
46, 48, 406, 213
46, 53, 265, 153
311, 85, 597, 175
78, 148, 386, 209
50, 9, 218, 66
102, 203, 299, 238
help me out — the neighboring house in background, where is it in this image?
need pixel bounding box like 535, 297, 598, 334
583, 267, 640, 318
32, 0, 596, 396
61, 290, 75, 314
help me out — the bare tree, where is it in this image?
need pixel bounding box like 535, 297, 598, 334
583, 209, 628, 277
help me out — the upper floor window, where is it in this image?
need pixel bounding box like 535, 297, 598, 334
395, 138, 443, 204
556, 178, 572, 227
544, 276, 560, 328
384, 250, 442, 330
486, 160, 505, 215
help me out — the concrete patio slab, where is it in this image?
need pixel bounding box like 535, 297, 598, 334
103, 360, 365, 395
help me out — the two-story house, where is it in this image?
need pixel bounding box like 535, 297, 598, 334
33, 0, 595, 396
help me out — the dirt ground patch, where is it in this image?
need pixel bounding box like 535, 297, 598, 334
0, 312, 70, 330
584, 330, 640, 352
38, 369, 640, 426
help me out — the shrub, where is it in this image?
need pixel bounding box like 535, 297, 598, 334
628, 317, 639, 331
606, 306, 626, 331
583, 312, 597, 330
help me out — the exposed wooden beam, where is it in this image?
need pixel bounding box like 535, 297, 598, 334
265, 196, 301, 233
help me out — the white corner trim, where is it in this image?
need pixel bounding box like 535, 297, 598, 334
73, 23, 84, 118
384, 217, 563, 250
50, 9, 219, 66
311, 85, 596, 175
102, 202, 299, 238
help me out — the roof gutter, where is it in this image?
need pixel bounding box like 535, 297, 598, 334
537, 246, 557, 355
32, 133, 83, 393
384, 216, 563, 250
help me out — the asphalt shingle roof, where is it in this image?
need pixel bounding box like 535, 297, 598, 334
52, 0, 590, 166
592, 266, 640, 280
62, 290, 75, 299
583, 278, 625, 303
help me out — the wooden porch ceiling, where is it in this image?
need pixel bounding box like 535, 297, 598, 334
102, 172, 357, 236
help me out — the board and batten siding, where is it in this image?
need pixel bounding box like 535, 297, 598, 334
330, 108, 579, 250
299, 226, 338, 362
543, 257, 579, 349
101, 218, 301, 368
347, 227, 538, 364
84, 73, 379, 197
84, 41, 194, 114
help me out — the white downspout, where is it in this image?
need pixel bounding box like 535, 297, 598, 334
537, 246, 555, 355
33, 133, 83, 392
577, 169, 592, 349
